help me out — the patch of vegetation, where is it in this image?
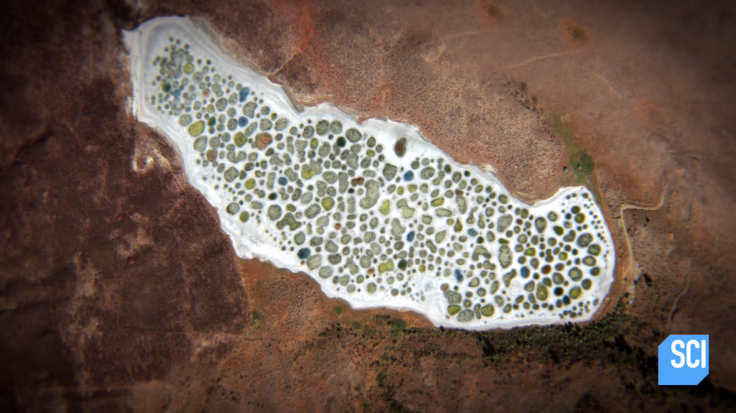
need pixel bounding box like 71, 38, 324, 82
549, 113, 574, 141
471, 300, 639, 367
376, 372, 388, 388
333, 306, 342, 315
310, 301, 735, 411
570, 152, 595, 182
375, 371, 411, 412
401, 298, 734, 410
380, 352, 397, 363
251, 310, 262, 321
374, 314, 391, 326
318, 324, 346, 338
389, 319, 406, 337
549, 113, 601, 201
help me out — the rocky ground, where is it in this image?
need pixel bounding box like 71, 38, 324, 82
1, 0, 735, 411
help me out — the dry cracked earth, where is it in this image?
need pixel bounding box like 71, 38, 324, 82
1, 0, 736, 411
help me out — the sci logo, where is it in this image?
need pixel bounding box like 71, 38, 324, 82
658, 335, 709, 385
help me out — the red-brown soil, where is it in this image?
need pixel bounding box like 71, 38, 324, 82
1, 0, 735, 411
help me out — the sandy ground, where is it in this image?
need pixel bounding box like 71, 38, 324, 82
1, 0, 735, 411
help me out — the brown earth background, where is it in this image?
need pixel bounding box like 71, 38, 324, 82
1, 0, 736, 411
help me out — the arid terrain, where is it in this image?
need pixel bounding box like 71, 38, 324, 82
1, 0, 735, 411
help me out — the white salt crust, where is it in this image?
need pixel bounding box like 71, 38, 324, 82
124, 17, 615, 330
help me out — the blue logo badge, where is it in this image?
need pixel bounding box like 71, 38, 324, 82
658, 335, 709, 385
